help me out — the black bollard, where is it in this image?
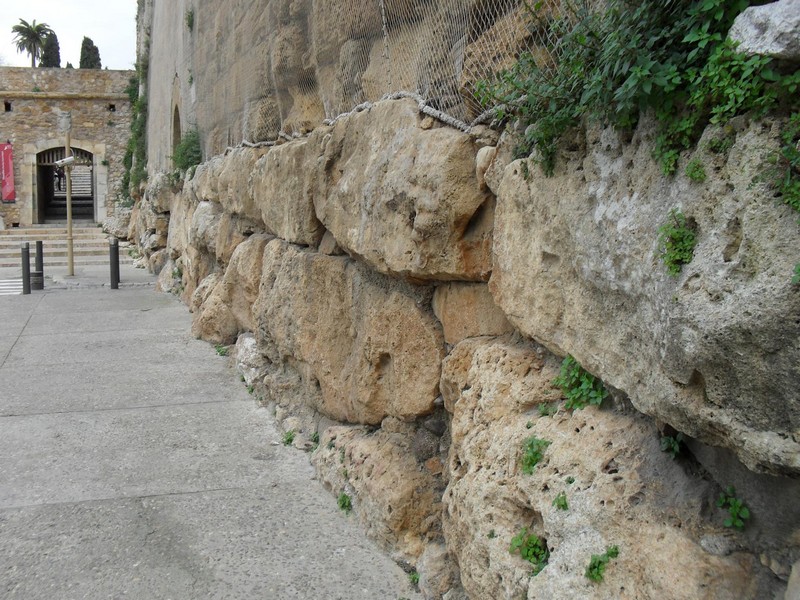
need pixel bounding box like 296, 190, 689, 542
31, 240, 44, 290
21, 242, 30, 295
35, 240, 43, 273
109, 237, 119, 290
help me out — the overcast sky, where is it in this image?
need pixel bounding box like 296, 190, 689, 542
0, 0, 137, 70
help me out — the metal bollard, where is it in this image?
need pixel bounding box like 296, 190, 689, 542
35, 240, 43, 274
109, 237, 120, 290
21, 242, 31, 295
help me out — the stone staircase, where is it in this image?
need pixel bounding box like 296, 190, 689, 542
0, 224, 134, 268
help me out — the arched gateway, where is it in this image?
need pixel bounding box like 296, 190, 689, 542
35, 147, 94, 222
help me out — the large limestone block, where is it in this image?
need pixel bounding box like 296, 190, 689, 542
433, 282, 514, 345
490, 119, 800, 476
145, 171, 175, 213
191, 156, 224, 203
442, 336, 784, 600
250, 138, 326, 246
314, 98, 493, 281
217, 147, 267, 226
166, 187, 196, 260
188, 201, 222, 258
730, 0, 800, 61
254, 239, 444, 424
312, 424, 445, 563
192, 234, 272, 344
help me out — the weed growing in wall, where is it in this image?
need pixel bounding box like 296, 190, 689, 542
717, 486, 750, 530
509, 528, 549, 575
585, 545, 619, 582
552, 492, 569, 511
685, 159, 706, 183
338, 492, 352, 514
658, 209, 697, 276
552, 355, 608, 410
660, 433, 685, 459
120, 44, 149, 205
185, 8, 195, 32
521, 436, 551, 474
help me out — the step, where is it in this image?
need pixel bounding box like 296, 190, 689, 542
0, 279, 22, 296
0, 257, 134, 268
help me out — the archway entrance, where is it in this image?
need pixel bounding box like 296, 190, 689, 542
36, 147, 94, 222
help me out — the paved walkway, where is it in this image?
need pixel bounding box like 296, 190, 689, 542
0, 266, 420, 599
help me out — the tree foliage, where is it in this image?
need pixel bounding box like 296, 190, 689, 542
11, 19, 53, 67
79, 36, 102, 69
40, 32, 61, 68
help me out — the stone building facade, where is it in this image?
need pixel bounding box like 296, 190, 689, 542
0, 67, 134, 226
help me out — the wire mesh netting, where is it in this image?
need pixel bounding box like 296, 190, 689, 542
222, 0, 570, 148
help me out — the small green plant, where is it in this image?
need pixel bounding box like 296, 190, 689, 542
101, 159, 110, 166
538, 402, 557, 417
521, 436, 551, 474
239, 374, 245, 382
708, 133, 734, 154
509, 528, 549, 576
185, 8, 194, 31
660, 433, 685, 459
658, 209, 697, 276
487, 529, 497, 539
214, 344, 228, 356
311, 432, 320, 444
526, 420, 533, 429
552, 355, 609, 410
339, 448, 346, 463
553, 491, 569, 511
172, 128, 202, 172
32, 86, 41, 92
566, 476, 575, 484
793, 264, 800, 285
327, 439, 335, 450
773, 112, 800, 214
717, 486, 750, 530
283, 429, 295, 446
585, 545, 619, 582
408, 571, 420, 586
247, 385, 254, 395
685, 159, 707, 182
338, 491, 352, 514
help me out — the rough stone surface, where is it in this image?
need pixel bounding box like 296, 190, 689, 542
441, 336, 784, 600
432, 282, 514, 345
250, 139, 325, 246
234, 332, 270, 388
490, 119, 800, 476
216, 147, 268, 226
729, 0, 800, 61
312, 425, 446, 566
192, 234, 272, 344
253, 238, 444, 425
314, 99, 493, 281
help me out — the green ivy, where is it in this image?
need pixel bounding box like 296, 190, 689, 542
585, 545, 619, 582
658, 209, 697, 276
552, 355, 608, 410
477, 0, 798, 176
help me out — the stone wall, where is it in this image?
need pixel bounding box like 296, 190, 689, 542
131, 97, 799, 599
0, 67, 134, 226
136, 1, 800, 598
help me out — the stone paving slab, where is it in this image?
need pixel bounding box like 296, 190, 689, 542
0, 361, 236, 416
0, 276, 420, 599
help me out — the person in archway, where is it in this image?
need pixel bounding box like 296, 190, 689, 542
55, 166, 64, 191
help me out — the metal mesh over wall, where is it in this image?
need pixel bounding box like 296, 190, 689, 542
222, 0, 565, 149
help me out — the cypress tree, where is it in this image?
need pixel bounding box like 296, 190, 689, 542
79, 37, 102, 69
40, 32, 61, 68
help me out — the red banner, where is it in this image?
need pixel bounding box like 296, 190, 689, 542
0, 143, 14, 202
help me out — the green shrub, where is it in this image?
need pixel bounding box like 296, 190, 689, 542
214, 344, 228, 356
658, 209, 697, 276
283, 429, 295, 446
509, 528, 549, 575
172, 128, 202, 172
552, 355, 609, 410
586, 545, 619, 582
521, 436, 551, 474
552, 492, 569, 511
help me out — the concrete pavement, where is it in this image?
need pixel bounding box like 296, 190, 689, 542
0, 268, 421, 599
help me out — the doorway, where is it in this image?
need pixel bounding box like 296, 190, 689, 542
36, 147, 94, 222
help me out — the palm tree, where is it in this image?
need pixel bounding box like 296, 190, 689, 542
11, 19, 53, 67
